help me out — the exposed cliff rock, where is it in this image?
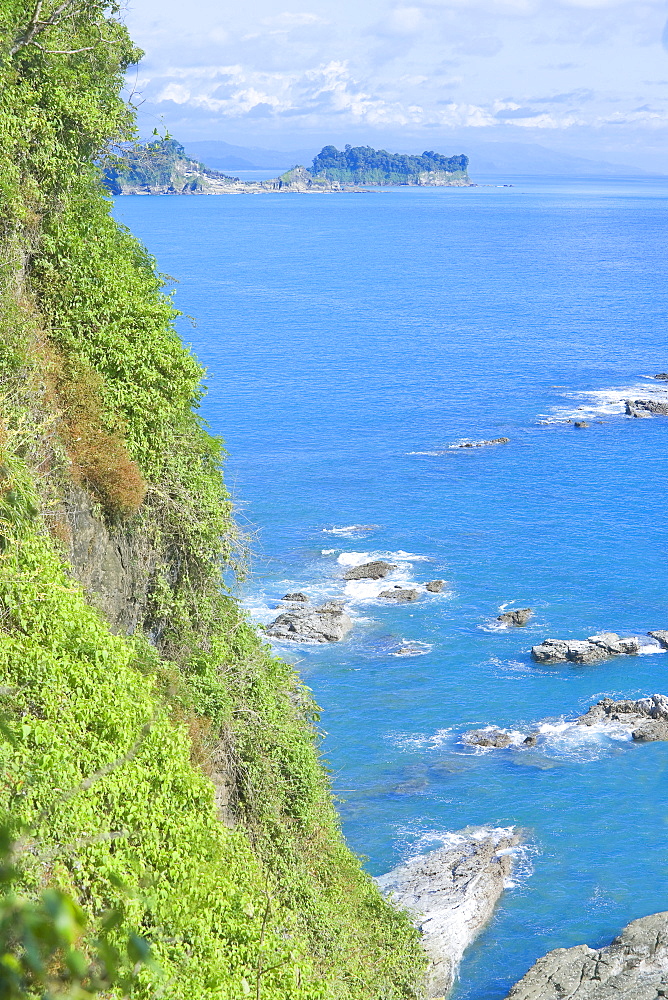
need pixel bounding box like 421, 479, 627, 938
505, 912, 668, 1000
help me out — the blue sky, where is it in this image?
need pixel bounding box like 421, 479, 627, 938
124, 0, 668, 168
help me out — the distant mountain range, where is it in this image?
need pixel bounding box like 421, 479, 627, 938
182, 138, 656, 178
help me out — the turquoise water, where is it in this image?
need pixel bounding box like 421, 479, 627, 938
114, 178, 668, 999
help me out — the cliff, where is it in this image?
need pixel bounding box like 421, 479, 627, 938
0, 3, 425, 998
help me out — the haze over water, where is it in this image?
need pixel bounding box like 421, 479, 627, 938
115, 177, 668, 999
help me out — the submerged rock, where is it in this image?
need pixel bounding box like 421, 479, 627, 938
504, 911, 668, 1000
531, 633, 642, 663
577, 693, 668, 742
464, 729, 513, 749
343, 560, 396, 581
625, 398, 668, 416
379, 588, 419, 602
266, 601, 352, 643
574, 420, 589, 428
497, 608, 533, 627
281, 591, 309, 602
377, 828, 521, 998
452, 437, 510, 449
654, 373, 668, 380
426, 580, 446, 593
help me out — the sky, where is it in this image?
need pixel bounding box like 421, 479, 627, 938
123, 0, 668, 169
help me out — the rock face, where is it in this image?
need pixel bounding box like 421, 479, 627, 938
380, 588, 419, 602
377, 828, 521, 999
648, 630, 668, 649
281, 592, 309, 602
625, 399, 668, 416
498, 608, 533, 627
504, 912, 668, 1000
426, 580, 445, 593
577, 694, 668, 742
464, 729, 513, 748
343, 560, 397, 581
531, 633, 642, 664
266, 600, 353, 642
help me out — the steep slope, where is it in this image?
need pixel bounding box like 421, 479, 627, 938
0, 3, 426, 997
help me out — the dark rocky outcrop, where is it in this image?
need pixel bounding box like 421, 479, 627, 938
266, 600, 353, 643
452, 437, 510, 449
498, 608, 533, 627
343, 560, 397, 581
504, 912, 668, 1000
377, 828, 522, 999
654, 373, 668, 380
380, 588, 419, 602
577, 694, 668, 742
648, 630, 668, 649
426, 580, 445, 593
625, 399, 668, 416
532, 633, 642, 663
282, 592, 309, 602
464, 729, 513, 749
62, 486, 168, 637
574, 420, 589, 428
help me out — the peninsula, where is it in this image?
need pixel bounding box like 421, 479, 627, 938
102, 139, 472, 194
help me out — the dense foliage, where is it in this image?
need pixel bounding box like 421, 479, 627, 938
310, 145, 469, 184
101, 139, 232, 194
0, 2, 426, 998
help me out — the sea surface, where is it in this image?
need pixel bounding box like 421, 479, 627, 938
114, 176, 668, 999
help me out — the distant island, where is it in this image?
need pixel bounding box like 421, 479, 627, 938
102, 140, 472, 195
310, 145, 469, 186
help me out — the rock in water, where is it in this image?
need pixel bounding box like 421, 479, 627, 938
648, 630, 668, 649
464, 729, 513, 748
426, 580, 446, 593
532, 634, 642, 663
497, 608, 533, 627
343, 560, 397, 581
377, 828, 521, 998
654, 373, 668, 380
379, 588, 419, 602
266, 601, 352, 643
281, 592, 309, 602
577, 693, 668, 742
625, 398, 668, 416
504, 912, 668, 1000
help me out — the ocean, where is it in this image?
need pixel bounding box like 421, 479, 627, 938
114, 175, 668, 999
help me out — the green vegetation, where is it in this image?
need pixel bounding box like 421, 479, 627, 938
310, 145, 469, 185
0, 2, 426, 998
101, 139, 233, 195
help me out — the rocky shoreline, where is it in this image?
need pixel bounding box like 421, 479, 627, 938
505, 912, 668, 1000
377, 828, 522, 998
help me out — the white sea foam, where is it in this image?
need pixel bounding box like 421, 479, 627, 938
321, 548, 337, 555
540, 381, 668, 424
638, 643, 667, 655
322, 524, 379, 537
390, 640, 433, 657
